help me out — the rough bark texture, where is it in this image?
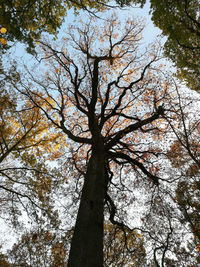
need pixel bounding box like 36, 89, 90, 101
67, 140, 105, 267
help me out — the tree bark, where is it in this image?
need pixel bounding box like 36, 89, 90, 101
67, 141, 105, 267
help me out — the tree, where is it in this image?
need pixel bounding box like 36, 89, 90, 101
0, 0, 133, 53
131, 0, 200, 91
6, 221, 146, 266
104, 221, 146, 266
136, 84, 200, 266
166, 88, 200, 263
8, 229, 71, 267
16, 14, 179, 266
0, 66, 63, 229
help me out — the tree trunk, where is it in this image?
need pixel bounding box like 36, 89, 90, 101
67, 142, 105, 267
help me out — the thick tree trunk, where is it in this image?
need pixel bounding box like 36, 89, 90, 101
67, 142, 105, 267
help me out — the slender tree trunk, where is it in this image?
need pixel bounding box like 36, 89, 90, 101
67, 141, 105, 267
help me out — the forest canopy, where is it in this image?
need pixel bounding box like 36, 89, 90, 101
0, 0, 133, 53
0, 2, 200, 267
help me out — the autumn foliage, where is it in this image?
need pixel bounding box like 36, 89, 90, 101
0, 10, 200, 267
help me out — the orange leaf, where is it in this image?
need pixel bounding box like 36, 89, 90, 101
0, 38, 7, 45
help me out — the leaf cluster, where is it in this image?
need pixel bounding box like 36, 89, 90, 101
131, 0, 200, 90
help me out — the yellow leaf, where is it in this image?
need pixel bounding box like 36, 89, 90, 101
0, 38, 7, 45
54, 143, 60, 151
0, 27, 7, 34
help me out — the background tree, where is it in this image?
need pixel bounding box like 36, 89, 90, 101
166, 88, 200, 263
15, 14, 183, 266
6, 221, 146, 266
0, 65, 64, 230
131, 0, 200, 91
8, 228, 71, 267
104, 221, 146, 266
136, 85, 200, 266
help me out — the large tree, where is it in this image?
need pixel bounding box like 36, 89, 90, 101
15, 14, 182, 266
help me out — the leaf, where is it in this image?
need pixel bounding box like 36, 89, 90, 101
0, 27, 7, 34
0, 38, 7, 45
